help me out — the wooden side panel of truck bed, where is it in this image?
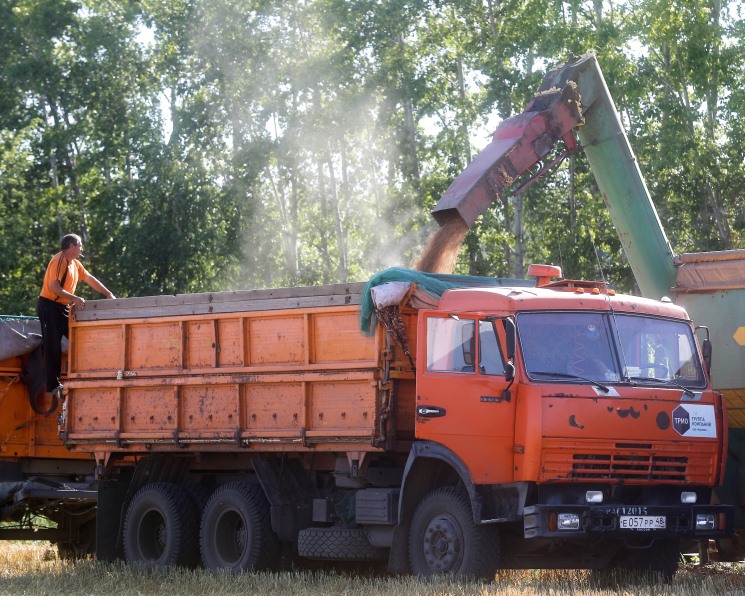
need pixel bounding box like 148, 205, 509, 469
64, 284, 417, 455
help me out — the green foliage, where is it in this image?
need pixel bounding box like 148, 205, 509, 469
1, 0, 744, 313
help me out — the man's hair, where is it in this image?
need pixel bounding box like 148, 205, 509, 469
61, 234, 82, 250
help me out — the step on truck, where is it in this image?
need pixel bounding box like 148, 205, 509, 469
58, 267, 731, 579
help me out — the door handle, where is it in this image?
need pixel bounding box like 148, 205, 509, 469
417, 406, 446, 418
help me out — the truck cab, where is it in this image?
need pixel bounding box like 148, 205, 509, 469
399, 269, 730, 577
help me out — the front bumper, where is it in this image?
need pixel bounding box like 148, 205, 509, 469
524, 503, 733, 540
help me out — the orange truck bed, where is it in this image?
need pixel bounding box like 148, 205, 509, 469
64, 283, 417, 457
0, 354, 83, 460
0, 318, 95, 551
0, 318, 88, 462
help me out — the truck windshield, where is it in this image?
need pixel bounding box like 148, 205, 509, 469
614, 313, 705, 388
517, 311, 705, 388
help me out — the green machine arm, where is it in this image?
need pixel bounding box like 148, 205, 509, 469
433, 52, 676, 299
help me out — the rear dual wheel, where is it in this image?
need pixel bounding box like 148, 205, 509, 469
199, 481, 279, 572
123, 482, 200, 567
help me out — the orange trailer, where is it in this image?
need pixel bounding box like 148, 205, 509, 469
0, 317, 95, 555
60, 269, 731, 579
64, 282, 416, 457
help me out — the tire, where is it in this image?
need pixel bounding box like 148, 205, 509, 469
184, 482, 213, 513
715, 530, 745, 561
621, 539, 681, 583
298, 527, 387, 561
199, 481, 279, 572
408, 486, 500, 580
594, 539, 681, 585
56, 520, 96, 560
123, 482, 200, 567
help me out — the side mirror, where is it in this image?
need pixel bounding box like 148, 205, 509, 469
504, 361, 515, 382
696, 326, 712, 378
503, 317, 516, 360
702, 338, 712, 377
461, 323, 475, 366
501, 317, 516, 401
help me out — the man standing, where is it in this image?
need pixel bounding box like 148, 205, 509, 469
37, 233, 115, 396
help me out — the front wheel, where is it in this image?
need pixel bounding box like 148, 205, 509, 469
408, 486, 499, 580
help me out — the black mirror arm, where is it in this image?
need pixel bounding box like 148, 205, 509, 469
501, 361, 515, 402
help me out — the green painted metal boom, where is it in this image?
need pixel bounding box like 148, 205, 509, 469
433, 51, 745, 403
433, 52, 676, 299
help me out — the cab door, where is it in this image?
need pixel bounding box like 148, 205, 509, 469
415, 314, 516, 483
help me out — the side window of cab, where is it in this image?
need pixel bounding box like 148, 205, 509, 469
426, 316, 506, 375
479, 320, 506, 375
426, 317, 475, 373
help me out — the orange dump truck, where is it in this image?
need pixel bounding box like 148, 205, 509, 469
0, 317, 96, 556
60, 267, 731, 578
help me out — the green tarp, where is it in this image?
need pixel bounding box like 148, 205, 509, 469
359, 267, 533, 335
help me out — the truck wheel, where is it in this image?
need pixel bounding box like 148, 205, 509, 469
56, 520, 96, 560
715, 531, 745, 561
199, 481, 279, 572
622, 539, 681, 582
593, 539, 681, 585
184, 482, 213, 513
408, 486, 499, 579
298, 527, 387, 560
123, 482, 200, 567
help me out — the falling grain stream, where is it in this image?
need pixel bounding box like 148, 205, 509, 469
413, 213, 470, 274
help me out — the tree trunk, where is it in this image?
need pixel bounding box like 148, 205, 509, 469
674, 49, 730, 247
398, 33, 420, 186
512, 193, 524, 278
326, 140, 348, 282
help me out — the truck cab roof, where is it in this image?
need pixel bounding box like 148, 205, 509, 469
437, 284, 690, 320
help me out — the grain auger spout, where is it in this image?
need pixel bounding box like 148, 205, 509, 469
433, 52, 677, 300
432, 61, 584, 228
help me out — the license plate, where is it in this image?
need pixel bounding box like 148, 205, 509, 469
619, 515, 666, 529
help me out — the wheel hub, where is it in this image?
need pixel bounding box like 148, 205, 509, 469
157, 522, 167, 549
236, 522, 246, 552
422, 514, 462, 572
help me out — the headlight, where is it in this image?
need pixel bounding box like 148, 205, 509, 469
696, 514, 715, 531
557, 513, 581, 530
681, 491, 697, 504
586, 490, 603, 503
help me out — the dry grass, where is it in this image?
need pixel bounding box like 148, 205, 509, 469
1, 542, 744, 595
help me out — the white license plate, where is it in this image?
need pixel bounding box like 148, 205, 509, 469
619, 515, 666, 529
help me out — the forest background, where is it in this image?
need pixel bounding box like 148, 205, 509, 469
1, 0, 743, 314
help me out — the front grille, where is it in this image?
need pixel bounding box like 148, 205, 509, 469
540, 440, 718, 484
570, 451, 687, 481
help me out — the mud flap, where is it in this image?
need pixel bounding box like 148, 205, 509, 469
20, 345, 57, 415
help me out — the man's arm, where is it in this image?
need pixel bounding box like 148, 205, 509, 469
84, 275, 116, 299
49, 279, 86, 307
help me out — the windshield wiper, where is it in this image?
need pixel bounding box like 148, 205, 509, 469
529, 370, 610, 393
628, 375, 696, 398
